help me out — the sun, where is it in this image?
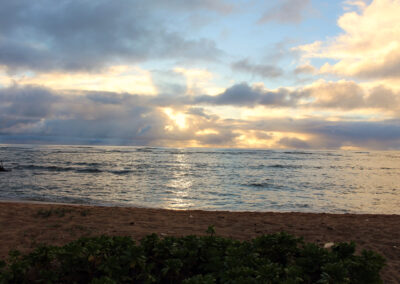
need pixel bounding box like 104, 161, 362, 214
163, 108, 187, 129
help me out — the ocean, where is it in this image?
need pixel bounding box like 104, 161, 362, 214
0, 145, 399, 214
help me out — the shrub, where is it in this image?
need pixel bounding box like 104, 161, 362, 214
0, 232, 385, 283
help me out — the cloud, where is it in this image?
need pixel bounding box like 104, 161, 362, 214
346, 49, 400, 79
1, 82, 400, 149
231, 59, 283, 78
197, 83, 261, 106
195, 129, 239, 146
185, 107, 215, 120
149, 0, 234, 14
0, 0, 223, 72
245, 117, 400, 149
306, 119, 400, 149
173, 67, 223, 96
303, 80, 400, 112
294, 64, 316, 75
366, 85, 400, 110
201, 80, 400, 115
296, 0, 400, 80
278, 137, 310, 149
194, 80, 400, 112
151, 70, 187, 96
0, 84, 239, 147
343, 0, 369, 11
196, 83, 305, 107
0, 85, 58, 119
9, 65, 158, 95
258, 0, 311, 24
0, 84, 163, 144
306, 81, 366, 110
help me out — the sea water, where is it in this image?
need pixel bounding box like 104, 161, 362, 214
0, 145, 399, 214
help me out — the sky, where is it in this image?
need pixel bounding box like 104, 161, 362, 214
1, 0, 400, 150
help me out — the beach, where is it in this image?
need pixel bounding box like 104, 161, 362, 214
0, 201, 399, 283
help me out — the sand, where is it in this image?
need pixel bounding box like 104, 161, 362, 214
0, 201, 399, 283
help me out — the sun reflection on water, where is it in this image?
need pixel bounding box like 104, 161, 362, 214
163, 151, 194, 210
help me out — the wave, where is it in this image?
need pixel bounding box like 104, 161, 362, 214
104, 147, 157, 153
283, 151, 313, 155
73, 162, 103, 167
247, 182, 271, 188
17, 165, 76, 172
160, 150, 269, 156
15, 164, 135, 175
222, 150, 269, 156
135, 147, 155, 152
268, 164, 303, 169
75, 168, 103, 173
105, 150, 133, 153
321, 153, 343, 157
52, 150, 105, 154
243, 178, 273, 188
243, 181, 287, 190
110, 169, 134, 175
385, 154, 400, 159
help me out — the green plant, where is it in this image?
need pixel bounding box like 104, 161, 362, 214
206, 225, 215, 237
0, 232, 385, 283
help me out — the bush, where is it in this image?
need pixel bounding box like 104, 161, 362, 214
0, 232, 385, 283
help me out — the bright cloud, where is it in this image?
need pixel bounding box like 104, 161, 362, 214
4, 66, 157, 95
173, 67, 223, 96
297, 0, 400, 82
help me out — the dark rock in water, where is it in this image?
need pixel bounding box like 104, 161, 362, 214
0, 161, 10, 172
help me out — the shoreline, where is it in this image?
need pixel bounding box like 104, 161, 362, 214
1, 198, 398, 215
1, 201, 399, 282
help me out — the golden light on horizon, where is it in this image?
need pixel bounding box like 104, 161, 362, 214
4, 65, 157, 95
234, 130, 274, 148
195, 129, 219, 135
340, 145, 364, 151
233, 130, 312, 149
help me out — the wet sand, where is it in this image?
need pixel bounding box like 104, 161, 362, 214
0, 201, 399, 283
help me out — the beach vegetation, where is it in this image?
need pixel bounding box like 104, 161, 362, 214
0, 232, 385, 283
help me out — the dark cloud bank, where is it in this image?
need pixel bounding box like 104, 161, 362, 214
0, 0, 226, 72
1, 84, 400, 149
